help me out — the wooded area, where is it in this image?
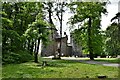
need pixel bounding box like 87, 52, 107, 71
2, 1, 120, 64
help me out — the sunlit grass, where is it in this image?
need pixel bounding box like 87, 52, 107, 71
62, 57, 120, 63
0, 65, 2, 79
2, 58, 119, 78
94, 58, 120, 63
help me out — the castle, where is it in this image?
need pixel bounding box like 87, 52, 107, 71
41, 28, 83, 57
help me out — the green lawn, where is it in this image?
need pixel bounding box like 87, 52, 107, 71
94, 58, 120, 63
2, 58, 119, 78
63, 57, 120, 63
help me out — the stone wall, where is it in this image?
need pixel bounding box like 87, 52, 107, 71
67, 46, 72, 57
70, 34, 83, 57
41, 41, 57, 56
41, 29, 58, 57
41, 31, 83, 57
41, 33, 69, 57
61, 37, 68, 56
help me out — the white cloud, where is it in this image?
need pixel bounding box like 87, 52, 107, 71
101, 2, 118, 30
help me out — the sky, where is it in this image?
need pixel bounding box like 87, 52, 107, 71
52, 0, 119, 43
101, 0, 119, 30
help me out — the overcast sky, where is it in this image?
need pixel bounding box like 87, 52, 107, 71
101, 0, 119, 30
52, 0, 119, 43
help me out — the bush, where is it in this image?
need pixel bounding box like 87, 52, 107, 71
100, 53, 107, 58
2, 50, 33, 64
16, 50, 33, 63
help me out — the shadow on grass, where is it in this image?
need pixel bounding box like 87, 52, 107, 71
2, 60, 78, 69
36, 60, 79, 68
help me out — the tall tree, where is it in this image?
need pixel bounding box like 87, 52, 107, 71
24, 3, 50, 63
55, 2, 67, 58
43, 2, 57, 58
69, 2, 107, 60
2, 2, 50, 63
44, 1, 68, 58
105, 13, 120, 57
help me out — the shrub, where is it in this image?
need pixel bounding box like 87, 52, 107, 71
2, 50, 33, 64
16, 50, 33, 63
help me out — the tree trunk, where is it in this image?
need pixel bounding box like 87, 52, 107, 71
118, 16, 120, 58
3, 35, 7, 52
30, 39, 34, 55
34, 38, 40, 63
88, 17, 94, 60
48, 2, 56, 57
59, 20, 62, 58
34, 27, 42, 63
48, 2, 54, 25
27, 39, 30, 51
34, 40, 37, 54
59, 3, 63, 59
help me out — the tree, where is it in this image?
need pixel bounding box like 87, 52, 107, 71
43, 2, 57, 58
105, 12, 120, 57
55, 2, 68, 58
2, 2, 36, 64
24, 3, 50, 63
2, 2, 50, 63
68, 2, 107, 60
44, 1, 68, 58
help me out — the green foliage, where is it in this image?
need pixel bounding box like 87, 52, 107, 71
2, 50, 33, 64
69, 2, 107, 57
69, 2, 107, 24
105, 23, 120, 56
2, 2, 50, 63
24, 14, 50, 46
2, 29, 22, 52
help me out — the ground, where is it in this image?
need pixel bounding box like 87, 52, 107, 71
2, 57, 119, 78
62, 57, 120, 67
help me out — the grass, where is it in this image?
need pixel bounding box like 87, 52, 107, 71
62, 57, 120, 63
2, 57, 119, 78
94, 58, 120, 63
